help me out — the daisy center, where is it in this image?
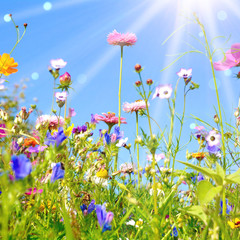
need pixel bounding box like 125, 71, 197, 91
210, 136, 215, 141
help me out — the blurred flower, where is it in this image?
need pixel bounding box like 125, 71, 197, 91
194, 126, 208, 139
123, 100, 149, 113
19, 107, 33, 120
116, 137, 128, 147
111, 126, 123, 143
72, 125, 87, 134
0, 53, 18, 76
81, 199, 96, 216
191, 173, 204, 183
220, 199, 232, 215
68, 108, 76, 117
0, 123, 6, 138
120, 163, 134, 174
36, 115, 65, 130
91, 176, 108, 187
147, 153, 165, 162
25, 188, 43, 195
96, 169, 108, 179
55, 91, 68, 101
11, 154, 32, 180
65, 124, 74, 137
176, 68, 192, 79
107, 30, 137, 47
27, 145, 47, 153
228, 218, 240, 229
91, 114, 98, 124
104, 132, 111, 145
152, 84, 172, 99
94, 112, 127, 126
50, 58, 67, 69
206, 130, 221, 147
51, 162, 65, 183
23, 138, 38, 148
45, 127, 67, 147
96, 203, 114, 232
191, 152, 205, 161
171, 226, 178, 237
0, 79, 5, 90
213, 43, 240, 71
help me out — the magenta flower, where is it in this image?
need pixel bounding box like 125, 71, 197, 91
68, 108, 76, 117
213, 43, 240, 71
152, 84, 173, 99
123, 100, 149, 113
55, 91, 68, 101
176, 68, 192, 79
0, 123, 6, 138
25, 188, 43, 195
60, 72, 71, 86
107, 30, 137, 47
50, 59, 67, 69
94, 112, 127, 126
36, 115, 65, 130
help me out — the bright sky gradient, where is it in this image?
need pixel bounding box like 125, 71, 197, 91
1, 0, 240, 169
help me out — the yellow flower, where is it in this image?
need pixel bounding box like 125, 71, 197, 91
0, 53, 18, 76
228, 218, 240, 229
96, 169, 108, 179
65, 123, 74, 137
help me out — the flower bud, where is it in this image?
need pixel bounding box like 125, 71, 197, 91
60, 72, 72, 86
237, 71, 240, 79
234, 109, 239, 117
146, 79, 153, 85
214, 114, 219, 124
14, 115, 22, 124
135, 64, 142, 73
56, 100, 65, 108
135, 80, 141, 87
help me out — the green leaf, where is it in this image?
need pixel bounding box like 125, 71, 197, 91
197, 180, 222, 205
180, 205, 207, 224
177, 160, 223, 185
159, 191, 175, 212
215, 162, 225, 179
117, 182, 129, 192
225, 168, 240, 184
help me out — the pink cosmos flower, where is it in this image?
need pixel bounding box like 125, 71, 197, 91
122, 100, 149, 113
25, 188, 43, 195
107, 30, 137, 47
50, 58, 67, 69
213, 43, 240, 71
0, 123, 6, 138
152, 84, 173, 99
55, 91, 68, 101
176, 68, 192, 79
94, 112, 127, 126
147, 153, 165, 162
36, 115, 65, 130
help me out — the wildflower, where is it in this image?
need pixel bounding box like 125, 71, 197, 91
96, 203, 114, 232
27, 145, 47, 153
94, 112, 127, 126
135, 80, 142, 87
22, 138, 38, 148
80, 199, 96, 216
135, 219, 143, 228
213, 43, 240, 71
191, 173, 204, 183
126, 219, 136, 226
205, 130, 221, 147
194, 126, 208, 139
111, 126, 123, 142
104, 132, 111, 145
107, 30, 137, 47
72, 125, 87, 134
149, 188, 164, 197
45, 127, 67, 147
68, 108, 76, 117
55, 91, 68, 101
50, 58, 67, 69
19, 107, 33, 120
0, 79, 5, 90
191, 152, 205, 161
0, 53, 18, 76
146, 79, 153, 85
96, 169, 108, 179
122, 100, 149, 113
0, 123, 6, 138
91, 176, 108, 187
152, 84, 172, 99
91, 114, 98, 124
11, 154, 32, 180
116, 137, 128, 147
36, 115, 65, 130
135, 64, 142, 73
171, 226, 178, 237
228, 218, 240, 229
64, 124, 74, 137
147, 153, 165, 162
120, 163, 134, 174
25, 188, 43, 195
51, 162, 65, 183
59, 72, 72, 86
220, 199, 232, 215
176, 68, 192, 79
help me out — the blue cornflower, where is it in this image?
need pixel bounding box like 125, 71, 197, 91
11, 154, 32, 180
96, 203, 114, 233
51, 162, 65, 183
45, 127, 67, 147
220, 199, 232, 215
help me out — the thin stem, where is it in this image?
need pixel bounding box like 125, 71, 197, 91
118, 46, 123, 127
64, 97, 68, 120
51, 78, 56, 113
136, 111, 140, 189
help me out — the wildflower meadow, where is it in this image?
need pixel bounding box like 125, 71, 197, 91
1, 0, 240, 239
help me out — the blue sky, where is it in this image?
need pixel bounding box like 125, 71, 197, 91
1, 0, 240, 169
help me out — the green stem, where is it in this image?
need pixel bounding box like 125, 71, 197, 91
51, 78, 56, 113
136, 111, 140, 189
118, 46, 123, 127
64, 96, 67, 120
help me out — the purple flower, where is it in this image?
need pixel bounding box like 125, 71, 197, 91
193, 126, 208, 139
51, 162, 65, 183
104, 133, 111, 145
11, 154, 32, 180
220, 199, 232, 215
91, 114, 99, 124
68, 108, 76, 117
176, 68, 192, 79
152, 84, 172, 99
27, 146, 47, 153
72, 125, 87, 134
45, 127, 67, 147
0, 123, 6, 138
206, 130, 221, 147
81, 200, 96, 216
96, 203, 114, 233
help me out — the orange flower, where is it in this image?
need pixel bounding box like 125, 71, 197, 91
23, 138, 38, 147
192, 152, 205, 161
0, 53, 18, 76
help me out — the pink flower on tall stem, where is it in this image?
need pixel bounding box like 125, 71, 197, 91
94, 112, 127, 126
123, 100, 149, 113
152, 84, 173, 99
36, 115, 65, 130
50, 59, 67, 69
107, 30, 137, 47
213, 43, 240, 71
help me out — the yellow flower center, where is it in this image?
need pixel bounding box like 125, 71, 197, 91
96, 169, 108, 179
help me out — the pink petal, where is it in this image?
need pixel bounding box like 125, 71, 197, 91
231, 43, 240, 61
